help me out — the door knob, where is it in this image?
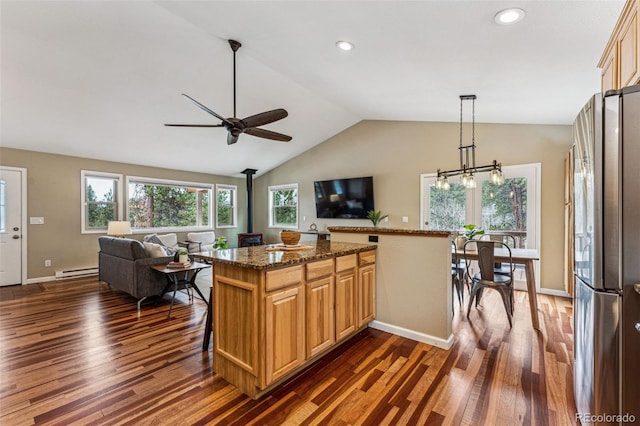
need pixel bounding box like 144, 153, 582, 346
13, 227, 19, 231
12, 235, 20, 239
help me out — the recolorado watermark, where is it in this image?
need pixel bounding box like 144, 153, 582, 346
576, 413, 636, 423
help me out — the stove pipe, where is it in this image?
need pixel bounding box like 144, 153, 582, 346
241, 168, 257, 233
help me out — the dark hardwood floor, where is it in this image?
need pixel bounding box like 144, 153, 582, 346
0, 277, 576, 425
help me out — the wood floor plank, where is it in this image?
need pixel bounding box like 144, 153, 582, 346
0, 278, 578, 425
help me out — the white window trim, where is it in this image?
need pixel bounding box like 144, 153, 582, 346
268, 183, 299, 229
81, 170, 123, 234
216, 183, 238, 229
126, 175, 214, 233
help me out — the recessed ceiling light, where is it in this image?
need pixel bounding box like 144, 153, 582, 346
494, 8, 525, 25
336, 40, 354, 51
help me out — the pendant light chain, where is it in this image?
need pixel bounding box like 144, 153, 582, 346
435, 94, 503, 191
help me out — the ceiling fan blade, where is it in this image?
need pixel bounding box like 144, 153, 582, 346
241, 109, 288, 129
181, 94, 233, 126
245, 127, 292, 142
164, 124, 224, 127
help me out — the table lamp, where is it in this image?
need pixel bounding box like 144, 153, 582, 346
107, 221, 132, 238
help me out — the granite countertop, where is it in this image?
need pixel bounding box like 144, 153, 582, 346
193, 240, 377, 270
327, 226, 451, 238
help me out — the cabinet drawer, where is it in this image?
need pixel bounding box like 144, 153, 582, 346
359, 250, 376, 266
306, 259, 334, 281
335, 254, 357, 273
266, 265, 304, 292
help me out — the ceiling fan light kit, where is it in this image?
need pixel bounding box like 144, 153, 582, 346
165, 39, 292, 145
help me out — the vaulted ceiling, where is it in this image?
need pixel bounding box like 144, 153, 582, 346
1, 1, 624, 177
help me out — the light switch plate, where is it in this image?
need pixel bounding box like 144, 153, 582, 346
402, 216, 409, 223
30, 217, 45, 225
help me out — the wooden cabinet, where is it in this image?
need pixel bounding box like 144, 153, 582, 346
335, 254, 357, 342
305, 259, 335, 357
306, 275, 335, 357
265, 284, 305, 385
599, 0, 640, 91
357, 251, 376, 327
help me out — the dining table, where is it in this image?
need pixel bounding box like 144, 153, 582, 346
455, 247, 541, 330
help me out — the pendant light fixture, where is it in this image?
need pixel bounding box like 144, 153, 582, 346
435, 95, 504, 190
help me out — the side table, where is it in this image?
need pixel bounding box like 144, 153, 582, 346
151, 261, 211, 317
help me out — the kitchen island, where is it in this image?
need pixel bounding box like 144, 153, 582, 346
195, 240, 377, 398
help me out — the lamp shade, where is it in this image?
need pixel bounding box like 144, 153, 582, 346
107, 221, 132, 237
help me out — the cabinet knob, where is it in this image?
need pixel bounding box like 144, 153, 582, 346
635, 323, 640, 333
635, 284, 640, 295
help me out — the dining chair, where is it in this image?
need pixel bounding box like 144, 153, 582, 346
464, 239, 515, 327
483, 233, 517, 276
451, 241, 466, 308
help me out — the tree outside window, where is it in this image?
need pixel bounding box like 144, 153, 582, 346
127, 178, 211, 230
216, 184, 237, 228
82, 171, 122, 233
269, 184, 298, 228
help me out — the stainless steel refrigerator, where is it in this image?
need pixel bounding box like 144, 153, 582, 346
573, 84, 640, 425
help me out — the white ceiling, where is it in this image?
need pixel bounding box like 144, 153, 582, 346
1, 1, 624, 178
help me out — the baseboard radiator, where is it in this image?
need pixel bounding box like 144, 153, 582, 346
55, 267, 99, 279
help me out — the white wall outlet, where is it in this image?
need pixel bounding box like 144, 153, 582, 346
402, 216, 409, 223
303, 215, 306, 221
30, 217, 45, 225
44, 259, 52, 267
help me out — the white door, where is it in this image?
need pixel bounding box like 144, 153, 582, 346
0, 168, 23, 286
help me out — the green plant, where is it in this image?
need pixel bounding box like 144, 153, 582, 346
177, 248, 188, 255
463, 224, 485, 240
212, 237, 228, 250
367, 210, 389, 227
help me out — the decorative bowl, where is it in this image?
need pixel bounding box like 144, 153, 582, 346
280, 230, 301, 246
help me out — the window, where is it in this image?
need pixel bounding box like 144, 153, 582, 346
126, 176, 213, 231
269, 183, 298, 228
216, 184, 237, 228
81, 170, 123, 233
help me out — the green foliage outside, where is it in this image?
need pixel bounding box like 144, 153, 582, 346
217, 188, 233, 226
86, 184, 116, 229
429, 183, 466, 231
273, 188, 297, 226
128, 184, 209, 228
481, 178, 527, 232
430, 177, 527, 238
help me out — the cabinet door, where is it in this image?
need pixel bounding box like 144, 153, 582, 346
601, 45, 618, 92
358, 264, 376, 327
335, 269, 356, 341
619, 5, 639, 87
265, 286, 305, 385
306, 276, 335, 358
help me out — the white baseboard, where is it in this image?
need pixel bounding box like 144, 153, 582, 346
24, 275, 57, 284
369, 320, 454, 350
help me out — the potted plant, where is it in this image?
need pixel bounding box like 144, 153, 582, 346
458, 224, 485, 250
177, 248, 189, 263
212, 237, 228, 250
367, 210, 388, 227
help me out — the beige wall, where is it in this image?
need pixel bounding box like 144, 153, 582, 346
0, 147, 244, 280
253, 120, 572, 292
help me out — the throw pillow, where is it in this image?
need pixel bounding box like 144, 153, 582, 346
143, 242, 167, 258
144, 233, 164, 246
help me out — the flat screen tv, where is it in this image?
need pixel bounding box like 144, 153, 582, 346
314, 176, 374, 219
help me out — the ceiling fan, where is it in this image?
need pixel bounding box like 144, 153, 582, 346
165, 39, 292, 145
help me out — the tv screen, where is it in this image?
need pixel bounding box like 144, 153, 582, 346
314, 176, 374, 219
